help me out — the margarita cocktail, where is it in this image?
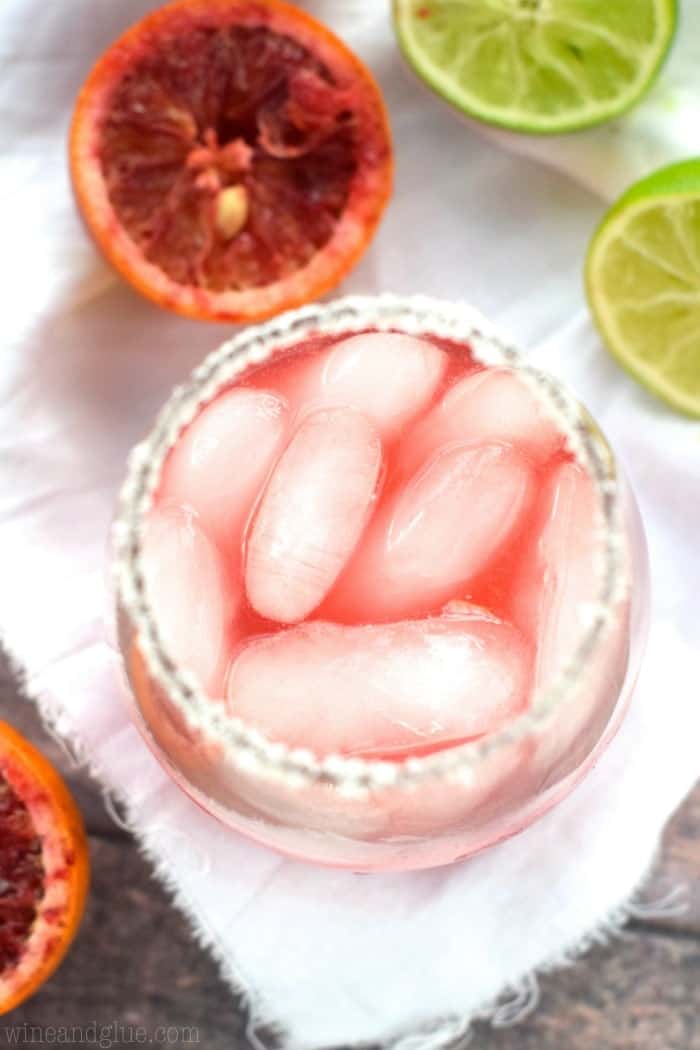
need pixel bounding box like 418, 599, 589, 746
114, 297, 648, 871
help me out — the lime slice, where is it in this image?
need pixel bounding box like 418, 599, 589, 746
393, 0, 677, 134
585, 159, 700, 418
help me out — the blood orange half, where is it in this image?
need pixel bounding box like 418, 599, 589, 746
69, 0, 393, 323
0, 722, 89, 1015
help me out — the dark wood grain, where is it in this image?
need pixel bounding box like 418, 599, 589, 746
1, 653, 698, 1050
635, 787, 700, 938
469, 932, 700, 1050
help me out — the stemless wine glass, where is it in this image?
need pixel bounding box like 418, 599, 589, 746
112, 295, 649, 872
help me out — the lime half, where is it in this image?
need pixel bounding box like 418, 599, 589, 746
393, 0, 677, 134
586, 159, 700, 418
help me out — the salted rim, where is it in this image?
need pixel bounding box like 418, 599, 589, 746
113, 294, 629, 796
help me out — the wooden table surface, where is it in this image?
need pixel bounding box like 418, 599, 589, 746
2, 654, 698, 1050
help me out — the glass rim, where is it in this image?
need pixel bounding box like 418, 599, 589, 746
113, 293, 629, 795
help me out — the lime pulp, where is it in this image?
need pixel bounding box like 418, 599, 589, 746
393, 0, 677, 134
586, 159, 700, 418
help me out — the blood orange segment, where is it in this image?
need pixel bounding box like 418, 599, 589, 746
69, 0, 393, 323
0, 722, 89, 1015
0, 779, 43, 979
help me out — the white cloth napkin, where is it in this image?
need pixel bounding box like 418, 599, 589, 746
1, 2, 699, 1047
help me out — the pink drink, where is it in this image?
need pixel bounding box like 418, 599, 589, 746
117, 299, 645, 871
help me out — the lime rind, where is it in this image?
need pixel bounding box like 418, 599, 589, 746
585, 159, 700, 419
393, 0, 677, 135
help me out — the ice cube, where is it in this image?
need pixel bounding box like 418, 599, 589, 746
159, 388, 288, 553
245, 407, 383, 624
327, 441, 532, 622
226, 610, 532, 757
142, 505, 232, 696
399, 368, 561, 478
512, 459, 599, 691
277, 332, 447, 439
